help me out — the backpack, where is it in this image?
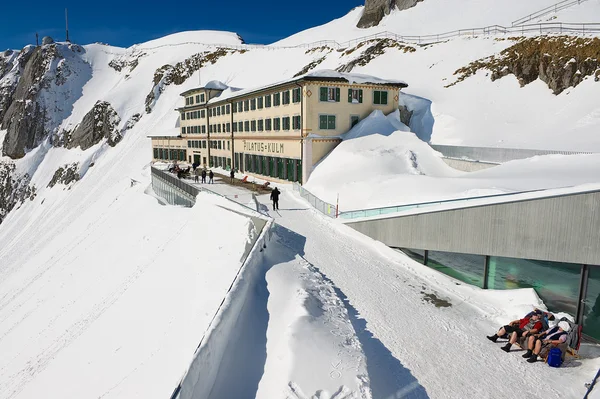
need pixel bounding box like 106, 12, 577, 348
547, 347, 563, 367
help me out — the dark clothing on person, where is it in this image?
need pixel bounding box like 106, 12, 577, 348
201, 170, 207, 184
270, 188, 281, 210
230, 170, 235, 183
209, 171, 214, 184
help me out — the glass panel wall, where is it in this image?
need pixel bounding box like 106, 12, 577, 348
428, 251, 486, 288
583, 266, 600, 341
487, 257, 581, 316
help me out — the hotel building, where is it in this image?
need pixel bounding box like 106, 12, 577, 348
150, 71, 408, 184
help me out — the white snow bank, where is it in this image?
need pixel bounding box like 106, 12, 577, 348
304, 69, 407, 87
177, 218, 272, 399
342, 110, 409, 141
257, 252, 370, 398
307, 126, 600, 211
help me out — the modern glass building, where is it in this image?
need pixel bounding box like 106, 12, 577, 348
401, 249, 598, 341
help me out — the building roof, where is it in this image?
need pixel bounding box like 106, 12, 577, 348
180, 80, 234, 97
147, 128, 181, 138
178, 69, 408, 107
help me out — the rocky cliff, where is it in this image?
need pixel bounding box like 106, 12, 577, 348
64, 101, 121, 150
357, 0, 423, 28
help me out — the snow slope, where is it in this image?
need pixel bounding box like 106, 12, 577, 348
273, 0, 567, 46
536, 0, 600, 23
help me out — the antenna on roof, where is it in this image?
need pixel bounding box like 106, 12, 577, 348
198, 69, 201, 87
65, 8, 70, 43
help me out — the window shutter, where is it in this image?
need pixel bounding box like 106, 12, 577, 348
320, 87, 327, 101
382, 91, 388, 105
348, 89, 353, 103
374, 91, 380, 104
328, 115, 336, 130
336, 88, 340, 102
319, 115, 327, 129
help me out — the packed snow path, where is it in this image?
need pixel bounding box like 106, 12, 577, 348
251, 190, 583, 398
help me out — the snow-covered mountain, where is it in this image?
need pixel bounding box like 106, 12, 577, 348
1, 0, 600, 396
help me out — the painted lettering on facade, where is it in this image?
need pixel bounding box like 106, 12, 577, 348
243, 140, 284, 154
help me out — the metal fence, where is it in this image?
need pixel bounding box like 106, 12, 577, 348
136, 22, 600, 53
292, 182, 338, 218
430, 144, 594, 164
512, 0, 590, 26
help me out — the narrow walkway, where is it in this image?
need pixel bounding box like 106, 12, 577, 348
195, 177, 586, 398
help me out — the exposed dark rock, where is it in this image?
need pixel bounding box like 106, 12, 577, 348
398, 105, 413, 126
294, 56, 327, 77
108, 51, 146, 73
357, 0, 423, 28
145, 48, 240, 113
337, 38, 416, 72
66, 101, 121, 150
448, 36, 600, 94
0, 160, 36, 224
47, 163, 80, 188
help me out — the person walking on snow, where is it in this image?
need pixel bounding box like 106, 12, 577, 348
201, 169, 207, 184
194, 167, 201, 183
230, 169, 235, 184
270, 187, 281, 210
209, 170, 214, 184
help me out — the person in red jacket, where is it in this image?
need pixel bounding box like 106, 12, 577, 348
487, 313, 544, 352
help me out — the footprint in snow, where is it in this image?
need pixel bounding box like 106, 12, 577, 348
287, 382, 355, 399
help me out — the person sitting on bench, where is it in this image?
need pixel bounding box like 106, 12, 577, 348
487, 313, 543, 352
522, 321, 570, 363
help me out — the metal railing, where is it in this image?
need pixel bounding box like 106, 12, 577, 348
292, 182, 338, 218
150, 166, 260, 213
431, 144, 594, 164
134, 22, 600, 53
512, 0, 590, 26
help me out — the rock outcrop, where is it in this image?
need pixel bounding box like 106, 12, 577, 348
448, 36, 600, 94
357, 0, 423, 28
0, 160, 36, 224
47, 163, 80, 188
65, 101, 121, 150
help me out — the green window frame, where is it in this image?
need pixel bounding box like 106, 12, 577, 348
348, 89, 363, 103
244, 100, 249, 112
273, 92, 281, 106
374, 90, 388, 105
257, 97, 263, 109
265, 118, 272, 131
292, 87, 301, 103
200, 93, 205, 102
265, 95, 271, 108
250, 98, 256, 110
238, 121, 243, 132
251, 120, 257, 131
273, 117, 281, 131
282, 90, 290, 105
258, 119, 264, 131
244, 121, 250, 131
292, 115, 301, 130
320, 87, 340, 102
319, 115, 336, 130
282, 116, 290, 130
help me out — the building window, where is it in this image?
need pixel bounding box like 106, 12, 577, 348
238, 121, 243, 132
257, 97, 263, 109
265, 118, 272, 131
181, 112, 186, 121
181, 127, 185, 134
282, 116, 290, 130
195, 95, 200, 103
319, 115, 336, 130
258, 119, 264, 131
153, 148, 159, 158
244, 100, 249, 112
265, 94, 272, 108
250, 98, 256, 111
292, 87, 301, 103
320, 87, 340, 102
233, 122, 237, 132
226, 104, 230, 114
273, 92, 281, 106
226, 122, 230, 132
232, 102, 237, 113
350, 115, 360, 127
348, 89, 363, 103
185, 98, 189, 106
282, 90, 290, 105
251, 120, 257, 131
218, 141, 222, 149
374, 90, 388, 105
293, 115, 301, 130
244, 120, 250, 132
200, 93, 205, 102
218, 124, 222, 133
202, 126, 206, 134
238, 101, 243, 113
203, 140, 207, 148
227, 141, 230, 150
217, 107, 221, 116
221, 105, 225, 115
201, 110, 206, 118
273, 117, 281, 131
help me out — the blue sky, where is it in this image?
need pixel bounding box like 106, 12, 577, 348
0, 0, 364, 50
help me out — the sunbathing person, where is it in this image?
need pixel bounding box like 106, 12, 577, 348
523, 321, 570, 363
487, 313, 544, 352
